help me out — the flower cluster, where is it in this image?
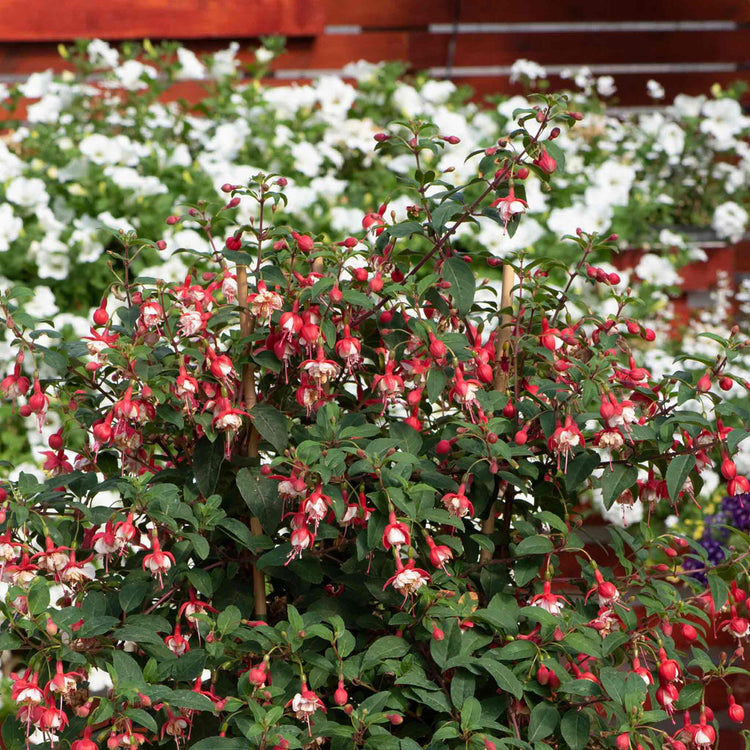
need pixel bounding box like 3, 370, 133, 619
0, 82, 748, 749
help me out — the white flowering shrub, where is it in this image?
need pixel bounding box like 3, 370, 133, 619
0, 40, 748, 514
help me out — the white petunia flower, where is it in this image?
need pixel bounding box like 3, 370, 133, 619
712, 201, 748, 244
0, 204, 23, 252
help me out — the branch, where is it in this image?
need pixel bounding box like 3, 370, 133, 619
236, 264, 267, 619
480, 263, 515, 563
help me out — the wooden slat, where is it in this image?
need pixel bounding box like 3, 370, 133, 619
0, 0, 325, 41
0, 34, 410, 76
0, 31, 747, 80
408, 30, 750, 69
322, 0, 750, 28
459, 72, 750, 107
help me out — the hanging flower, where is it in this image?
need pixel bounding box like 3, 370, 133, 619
287, 682, 326, 735
383, 558, 431, 604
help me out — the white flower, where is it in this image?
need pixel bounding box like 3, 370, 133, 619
420, 79, 457, 104
18, 71, 53, 98
210, 42, 240, 77
655, 122, 685, 159
175, 48, 207, 80
30, 235, 70, 280
25, 286, 59, 318
341, 59, 380, 83
0, 204, 23, 252
635, 253, 681, 287
596, 76, 617, 98
6, 176, 49, 209
700, 98, 748, 150
114, 60, 158, 91
712, 201, 748, 244
574, 67, 594, 91
206, 120, 250, 161
87, 39, 119, 69
80, 133, 123, 165
548, 202, 613, 236
658, 229, 686, 249
97, 211, 136, 235
671, 94, 705, 118
0, 141, 24, 181
591, 161, 637, 207
497, 95, 530, 122
255, 47, 274, 64
509, 59, 547, 84
393, 84, 426, 118
647, 79, 665, 99
71, 216, 105, 263
290, 141, 324, 178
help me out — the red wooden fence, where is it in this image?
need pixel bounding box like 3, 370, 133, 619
0, 0, 747, 106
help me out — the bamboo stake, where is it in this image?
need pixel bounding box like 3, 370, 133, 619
480, 263, 516, 563
236, 264, 267, 618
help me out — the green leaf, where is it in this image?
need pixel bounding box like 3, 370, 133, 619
565, 451, 601, 493
515, 535, 553, 556
460, 696, 482, 731
479, 656, 524, 699
426, 368, 446, 401
112, 650, 146, 689
113, 626, 166, 646
387, 221, 423, 238
623, 673, 648, 714
599, 667, 627, 705
442, 256, 476, 315
237, 468, 281, 534
27, 579, 50, 616
124, 707, 158, 734
675, 681, 703, 710
600, 464, 638, 510
390, 421, 423, 455
193, 435, 225, 497
528, 702, 559, 741
185, 532, 210, 561
217, 605, 242, 635
474, 594, 519, 635
666, 454, 696, 503
561, 709, 590, 750
359, 690, 392, 715
188, 567, 214, 596
119, 581, 151, 614
218, 517, 258, 551
250, 402, 288, 454
708, 573, 729, 611
450, 669, 476, 709
496, 640, 537, 661
362, 636, 410, 670
168, 689, 216, 712
190, 739, 250, 750
564, 631, 602, 658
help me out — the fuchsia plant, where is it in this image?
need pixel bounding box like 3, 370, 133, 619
1, 94, 750, 750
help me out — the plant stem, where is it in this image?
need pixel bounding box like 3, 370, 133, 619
236, 263, 267, 619
480, 262, 516, 563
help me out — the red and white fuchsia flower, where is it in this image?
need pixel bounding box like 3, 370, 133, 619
384, 558, 431, 604
382, 511, 410, 550
287, 682, 326, 734
547, 415, 584, 471
142, 535, 175, 588
529, 579, 570, 616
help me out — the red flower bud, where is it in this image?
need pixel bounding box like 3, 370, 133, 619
729, 695, 745, 723
696, 373, 712, 392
